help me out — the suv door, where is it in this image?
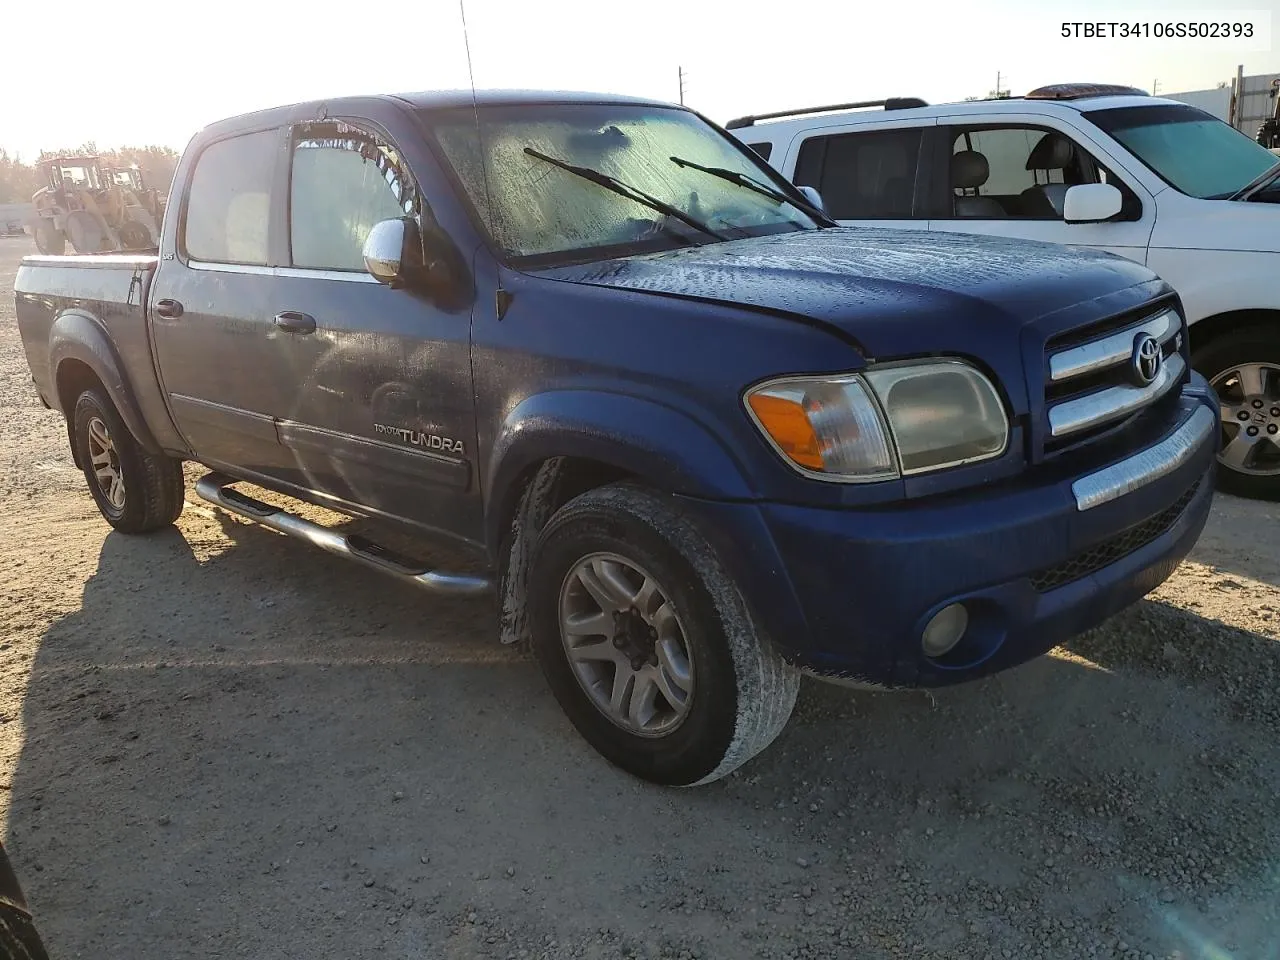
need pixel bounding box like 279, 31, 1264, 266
928, 116, 1156, 263
149, 126, 301, 481
267, 117, 481, 545
784, 119, 935, 229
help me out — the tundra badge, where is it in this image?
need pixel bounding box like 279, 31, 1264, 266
374, 424, 465, 455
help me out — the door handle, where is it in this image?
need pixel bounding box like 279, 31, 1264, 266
273, 311, 316, 335
154, 298, 183, 320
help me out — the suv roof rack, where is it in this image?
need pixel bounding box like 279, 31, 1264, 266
724, 97, 928, 130
1024, 83, 1148, 101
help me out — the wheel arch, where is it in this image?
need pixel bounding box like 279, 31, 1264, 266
50, 311, 162, 466
485, 390, 758, 649
484, 390, 756, 559
1189, 309, 1280, 359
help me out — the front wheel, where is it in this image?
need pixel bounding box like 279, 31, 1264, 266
1194, 328, 1280, 500
528, 483, 800, 786
72, 388, 185, 533
32, 222, 65, 255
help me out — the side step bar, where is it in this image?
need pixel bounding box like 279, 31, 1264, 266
194, 472, 492, 597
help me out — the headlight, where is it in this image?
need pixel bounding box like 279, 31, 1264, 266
745, 360, 1008, 481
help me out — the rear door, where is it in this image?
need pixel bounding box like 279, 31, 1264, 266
264, 117, 481, 544
784, 119, 935, 229
148, 125, 301, 481
928, 116, 1156, 263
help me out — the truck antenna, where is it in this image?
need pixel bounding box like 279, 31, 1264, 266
458, 0, 509, 317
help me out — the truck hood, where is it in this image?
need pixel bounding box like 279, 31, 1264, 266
535, 226, 1164, 361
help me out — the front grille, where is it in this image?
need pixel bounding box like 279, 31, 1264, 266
1028, 480, 1200, 593
1043, 305, 1185, 455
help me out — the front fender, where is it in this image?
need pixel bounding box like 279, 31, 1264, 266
49, 310, 161, 455
484, 390, 756, 553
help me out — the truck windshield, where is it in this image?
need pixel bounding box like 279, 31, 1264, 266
429, 103, 820, 265
1085, 103, 1279, 199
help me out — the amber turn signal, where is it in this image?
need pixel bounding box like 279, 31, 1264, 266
746, 393, 824, 470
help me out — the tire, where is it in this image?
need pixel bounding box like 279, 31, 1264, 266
528, 482, 800, 786
117, 220, 152, 250
32, 223, 64, 256
72, 388, 184, 533
1193, 327, 1280, 500
64, 211, 108, 253
0, 843, 50, 960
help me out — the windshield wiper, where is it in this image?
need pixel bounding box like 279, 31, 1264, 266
523, 148, 725, 242
1229, 159, 1280, 201
669, 155, 834, 224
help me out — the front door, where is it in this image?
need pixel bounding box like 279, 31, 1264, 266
264, 118, 481, 545
928, 118, 1156, 264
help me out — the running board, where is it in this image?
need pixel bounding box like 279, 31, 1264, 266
194, 472, 492, 597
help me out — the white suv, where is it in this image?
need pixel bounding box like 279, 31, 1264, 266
730, 84, 1280, 499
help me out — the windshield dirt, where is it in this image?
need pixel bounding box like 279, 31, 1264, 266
1086, 103, 1279, 199
429, 103, 819, 264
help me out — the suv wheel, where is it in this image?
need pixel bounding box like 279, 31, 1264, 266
1195, 329, 1280, 500
72, 388, 185, 533
528, 482, 800, 786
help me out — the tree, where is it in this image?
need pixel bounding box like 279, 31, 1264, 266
0, 150, 42, 204
963, 89, 1012, 102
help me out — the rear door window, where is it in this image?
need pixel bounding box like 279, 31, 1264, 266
792, 128, 922, 219
183, 130, 279, 265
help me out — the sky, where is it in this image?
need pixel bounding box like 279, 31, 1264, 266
1, 0, 1277, 160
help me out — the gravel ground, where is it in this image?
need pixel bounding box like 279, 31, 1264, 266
0, 233, 1278, 959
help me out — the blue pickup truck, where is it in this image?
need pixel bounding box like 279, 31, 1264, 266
15, 90, 1218, 785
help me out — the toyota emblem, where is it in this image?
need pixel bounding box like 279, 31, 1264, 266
1130, 334, 1162, 386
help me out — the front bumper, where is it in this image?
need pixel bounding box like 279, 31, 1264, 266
684, 377, 1219, 688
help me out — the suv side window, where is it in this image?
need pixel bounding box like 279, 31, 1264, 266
289, 121, 418, 272
183, 129, 279, 264
793, 128, 922, 219
948, 125, 1105, 220
744, 142, 773, 161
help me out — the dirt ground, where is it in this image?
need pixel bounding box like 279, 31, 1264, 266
1, 233, 1278, 960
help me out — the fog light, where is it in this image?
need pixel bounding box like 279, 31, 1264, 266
922, 603, 968, 658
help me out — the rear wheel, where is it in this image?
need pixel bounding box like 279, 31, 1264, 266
117, 219, 153, 249
1194, 328, 1280, 500
72, 388, 184, 533
528, 483, 799, 786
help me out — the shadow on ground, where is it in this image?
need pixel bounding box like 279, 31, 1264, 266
5, 506, 1279, 959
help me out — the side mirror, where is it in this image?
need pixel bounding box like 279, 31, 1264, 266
363, 217, 424, 288
1063, 183, 1123, 224
796, 184, 826, 214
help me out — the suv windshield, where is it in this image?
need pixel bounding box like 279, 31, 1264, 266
1085, 103, 1278, 199
429, 102, 820, 265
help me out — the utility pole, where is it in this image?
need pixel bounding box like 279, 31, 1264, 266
1152, 78, 1161, 95
678, 66, 687, 105
996, 71, 1001, 98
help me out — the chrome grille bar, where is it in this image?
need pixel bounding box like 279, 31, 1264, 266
1048, 352, 1186, 437
1048, 308, 1180, 383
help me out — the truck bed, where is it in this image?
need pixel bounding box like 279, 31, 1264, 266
14, 253, 166, 442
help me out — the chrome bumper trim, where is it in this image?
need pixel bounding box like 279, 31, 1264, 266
1071, 405, 1215, 511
